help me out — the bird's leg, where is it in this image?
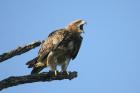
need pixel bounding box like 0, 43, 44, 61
50, 64, 57, 76
61, 61, 70, 75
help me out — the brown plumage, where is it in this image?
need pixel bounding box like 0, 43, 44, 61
27, 19, 86, 74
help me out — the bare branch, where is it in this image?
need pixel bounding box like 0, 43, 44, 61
0, 71, 77, 91
0, 41, 42, 63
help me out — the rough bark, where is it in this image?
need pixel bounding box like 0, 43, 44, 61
0, 41, 42, 62
0, 71, 77, 91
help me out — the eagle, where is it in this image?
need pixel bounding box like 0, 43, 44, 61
26, 19, 86, 75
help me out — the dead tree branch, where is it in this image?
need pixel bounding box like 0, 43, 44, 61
0, 41, 78, 91
0, 40, 42, 63
0, 71, 77, 91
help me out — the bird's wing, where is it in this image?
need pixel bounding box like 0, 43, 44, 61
72, 36, 83, 60
37, 29, 68, 62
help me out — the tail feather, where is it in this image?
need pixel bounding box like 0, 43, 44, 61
31, 67, 45, 74
26, 56, 46, 74
26, 57, 38, 68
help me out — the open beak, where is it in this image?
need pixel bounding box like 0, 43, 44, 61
81, 21, 87, 33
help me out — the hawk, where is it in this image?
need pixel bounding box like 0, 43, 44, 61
26, 19, 86, 75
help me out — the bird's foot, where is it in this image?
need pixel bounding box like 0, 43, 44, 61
54, 70, 58, 76
61, 71, 69, 75
49, 70, 59, 76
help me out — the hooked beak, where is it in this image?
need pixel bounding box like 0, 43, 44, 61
81, 21, 87, 33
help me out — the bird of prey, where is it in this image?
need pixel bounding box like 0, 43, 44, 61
26, 19, 86, 75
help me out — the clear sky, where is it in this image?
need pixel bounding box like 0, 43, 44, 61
0, 0, 140, 93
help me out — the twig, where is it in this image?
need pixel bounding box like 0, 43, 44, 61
0, 41, 42, 63
0, 71, 77, 91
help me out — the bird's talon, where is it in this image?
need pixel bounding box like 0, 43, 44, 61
62, 71, 69, 75
54, 70, 58, 76
66, 71, 69, 75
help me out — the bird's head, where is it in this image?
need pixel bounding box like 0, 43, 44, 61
66, 19, 86, 33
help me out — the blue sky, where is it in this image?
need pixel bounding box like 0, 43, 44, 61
0, 0, 140, 93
